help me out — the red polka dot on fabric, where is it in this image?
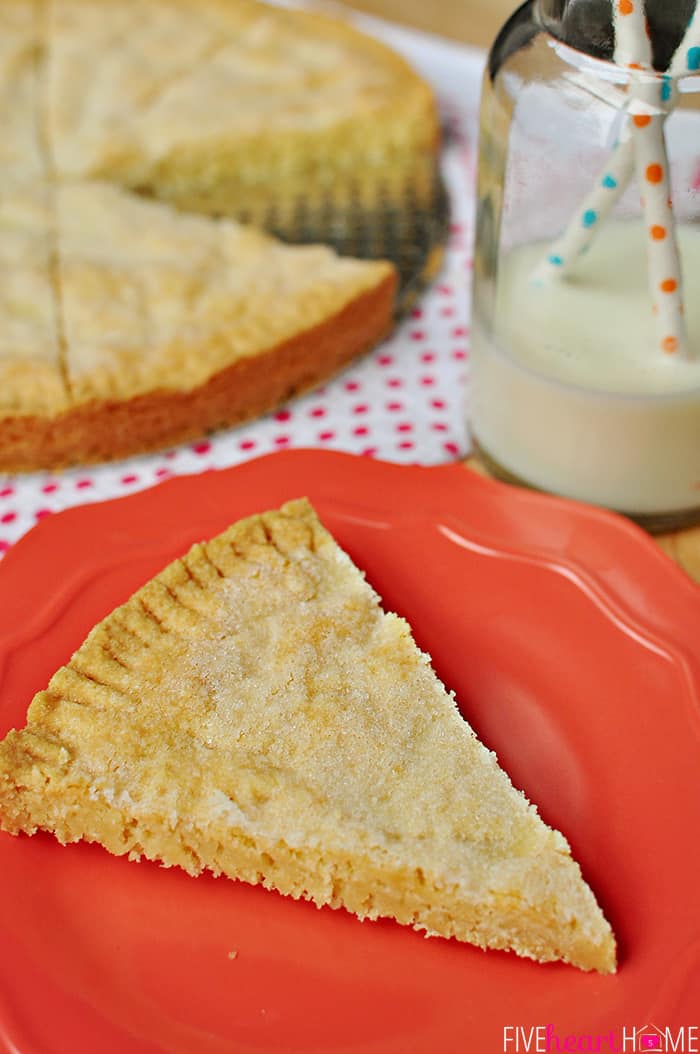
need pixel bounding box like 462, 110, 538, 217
0, 486, 14, 499
273, 435, 290, 446
452, 349, 467, 361
398, 440, 415, 451
239, 439, 257, 451
155, 467, 172, 478
410, 330, 426, 342
431, 399, 447, 410
432, 422, 448, 432
274, 409, 292, 422
121, 474, 139, 485
410, 307, 423, 319
353, 425, 369, 437
75, 479, 93, 490
397, 423, 413, 433
361, 447, 378, 457
352, 404, 369, 415
444, 442, 460, 456
0, 540, 9, 555
386, 401, 404, 412
437, 284, 454, 296
35, 508, 52, 520
386, 378, 403, 388
420, 376, 436, 387
452, 326, 468, 338
192, 441, 212, 456
344, 380, 361, 392
420, 352, 436, 363
376, 354, 394, 367
318, 430, 336, 442
441, 306, 456, 318
41, 481, 59, 494
1, 511, 16, 524
309, 407, 326, 418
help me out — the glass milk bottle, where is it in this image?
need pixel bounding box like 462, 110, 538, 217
471, 0, 700, 531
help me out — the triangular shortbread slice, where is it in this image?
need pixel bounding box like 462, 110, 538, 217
56, 181, 394, 404
0, 181, 394, 470
0, 500, 616, 973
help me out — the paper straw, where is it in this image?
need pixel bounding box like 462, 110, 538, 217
537, 0, 694, 358
669, 7, 700, 76
612, 0, 652, 68
537, 1, 698, 279
628, 104, 688, 355
535, 0, 650, 282
533, 138, 634, 282
617, 0, 689, 358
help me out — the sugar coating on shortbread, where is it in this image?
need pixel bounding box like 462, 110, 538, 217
0, 499, 616, 973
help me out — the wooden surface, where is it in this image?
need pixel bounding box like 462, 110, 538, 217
340, 0, 517, 48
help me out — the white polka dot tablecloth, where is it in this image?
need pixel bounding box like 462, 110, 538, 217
0, 14, 486, 558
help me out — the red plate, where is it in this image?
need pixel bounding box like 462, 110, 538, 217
1, 450, 700, 1053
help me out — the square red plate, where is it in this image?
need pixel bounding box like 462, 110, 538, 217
1, 451, 700, 1052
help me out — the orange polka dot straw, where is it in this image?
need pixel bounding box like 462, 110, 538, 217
613, 0, 651, 68
613, 0, 689, 359
631, 102, 688, 357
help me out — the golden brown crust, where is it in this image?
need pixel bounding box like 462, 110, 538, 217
0, 0, 436, 470
0, 270, 396, 471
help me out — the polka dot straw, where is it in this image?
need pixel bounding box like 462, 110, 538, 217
537, 0, 696, 360
615, 0, 688, 357
533, 141, 634, 283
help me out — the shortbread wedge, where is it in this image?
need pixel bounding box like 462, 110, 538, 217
47, 0, 439, 224
0, 183, 395, 470
0, 499, 616, 973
